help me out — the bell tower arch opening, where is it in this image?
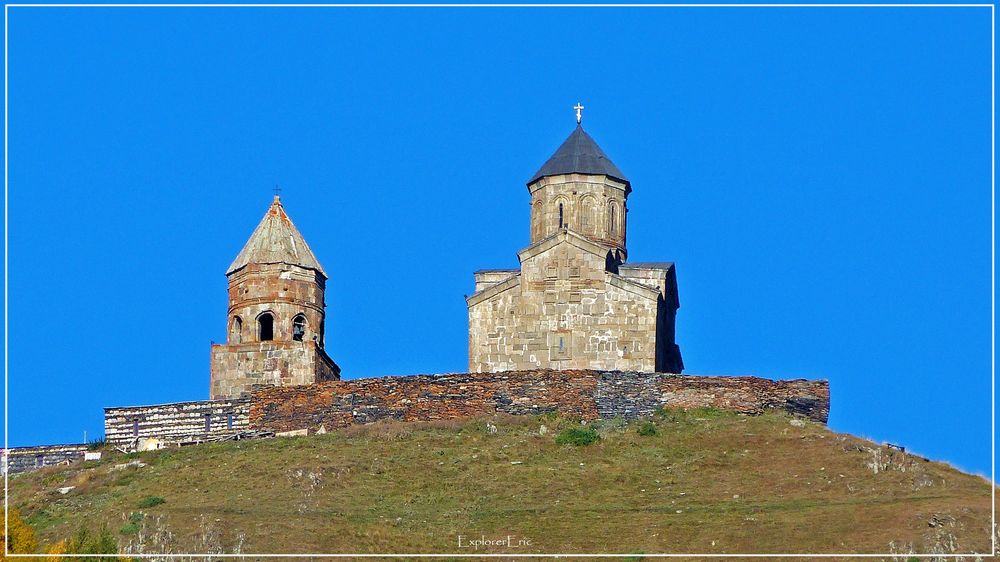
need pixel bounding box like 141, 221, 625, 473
257, 312, 274, 341
230, 316, 242, 344
292, 314, 307, 342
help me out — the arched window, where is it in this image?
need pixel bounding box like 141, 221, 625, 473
231, 316, 243, 344
531, 200, 544, 240
608, 202, 618, 236
258, 312, 274, 341
553, 197, 568, 233
292, 314, 306, 342
580, 196, 596, 235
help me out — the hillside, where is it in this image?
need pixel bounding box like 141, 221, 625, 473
8, 409, 993, 558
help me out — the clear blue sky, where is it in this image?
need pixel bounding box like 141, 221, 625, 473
5, 6, 993, 477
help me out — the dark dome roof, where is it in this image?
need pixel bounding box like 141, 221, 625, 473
527, 125, 629, 187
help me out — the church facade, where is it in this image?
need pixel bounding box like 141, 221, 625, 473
209, 196, 341, 399
467, 122, 684, 374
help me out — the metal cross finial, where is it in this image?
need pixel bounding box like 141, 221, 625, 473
273, 184, 282, 198
574, 102, 585, 124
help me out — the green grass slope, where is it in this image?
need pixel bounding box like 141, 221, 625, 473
9, 410, 993, 558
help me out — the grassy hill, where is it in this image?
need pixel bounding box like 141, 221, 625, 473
8, 409, 993, 558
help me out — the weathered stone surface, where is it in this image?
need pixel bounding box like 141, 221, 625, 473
250, 370, 829, 433
467, 133, 684, 375
104, 399, 250, 445
211, 341, 338, 400
211, 197, 341, 399
469, 229, 682, 374
527, 173, 630, 258
4, 444, 88, 474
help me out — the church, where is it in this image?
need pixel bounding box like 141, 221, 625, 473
7, 109, 827, 468
209, 110, 683, 400
467, 110, 684, 374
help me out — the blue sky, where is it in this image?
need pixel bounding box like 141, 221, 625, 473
4, 6, 993, 477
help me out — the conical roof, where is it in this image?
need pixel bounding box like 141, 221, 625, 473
226, 196, 327, 277
527, 125, 629, 187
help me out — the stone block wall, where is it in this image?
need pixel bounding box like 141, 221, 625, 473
210, 340, 340, 399
104, 398, 250, 445
226, 263, 327, 346
4, 444, 88, 474
468, 234, 672, 374
250, 370, 829, 434
528, 174, 629, 257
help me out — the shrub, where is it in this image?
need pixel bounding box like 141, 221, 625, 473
136, 495, 165, 509
637, 421, 657, 436
118, 522, 139, 535
555, 427, 600, 446
2, 507, 39, 554
86, 437, 107, 451
64, 525, 119, 558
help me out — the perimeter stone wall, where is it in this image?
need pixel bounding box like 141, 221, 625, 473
104, 398, 250, 445
250, 370, 829, 433
4, 444, 88, 474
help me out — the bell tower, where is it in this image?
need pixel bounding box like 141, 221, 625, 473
210, 196, 340, 399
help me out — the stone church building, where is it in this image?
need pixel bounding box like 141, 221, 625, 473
210, 196, 341, 399
208, 116, 683, 401
0, 110, 825, 470
467, 121, 684, 374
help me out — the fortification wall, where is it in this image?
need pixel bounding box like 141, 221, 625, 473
4, 444, 88, 474
250, 370, 829, 433
104, 398, 250, 445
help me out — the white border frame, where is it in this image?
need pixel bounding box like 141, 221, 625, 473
2, 3, 994, 558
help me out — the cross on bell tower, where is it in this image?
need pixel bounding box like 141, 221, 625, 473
574, 102, 584, 124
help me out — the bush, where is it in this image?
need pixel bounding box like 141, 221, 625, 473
86, 437, 107, 451
555, 427, 600, 446
637, 421, 657, 436
65, 525, 119, 558
136, 495, 165, 508
2, 507, 38, 554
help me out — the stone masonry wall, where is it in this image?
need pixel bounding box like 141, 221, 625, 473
4, 444, 89, 474
210, 340, 339, 399
105, 399, 250, 445
226, 262, 327, 347
528, 174, 629, 257
468, 236, 663, 373
250, 370, 829, 434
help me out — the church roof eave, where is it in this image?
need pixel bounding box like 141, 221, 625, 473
526, 125, 630, 189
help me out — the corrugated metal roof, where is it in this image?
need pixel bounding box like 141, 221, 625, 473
527, 125, 629, 186
226, 196, 327, 277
